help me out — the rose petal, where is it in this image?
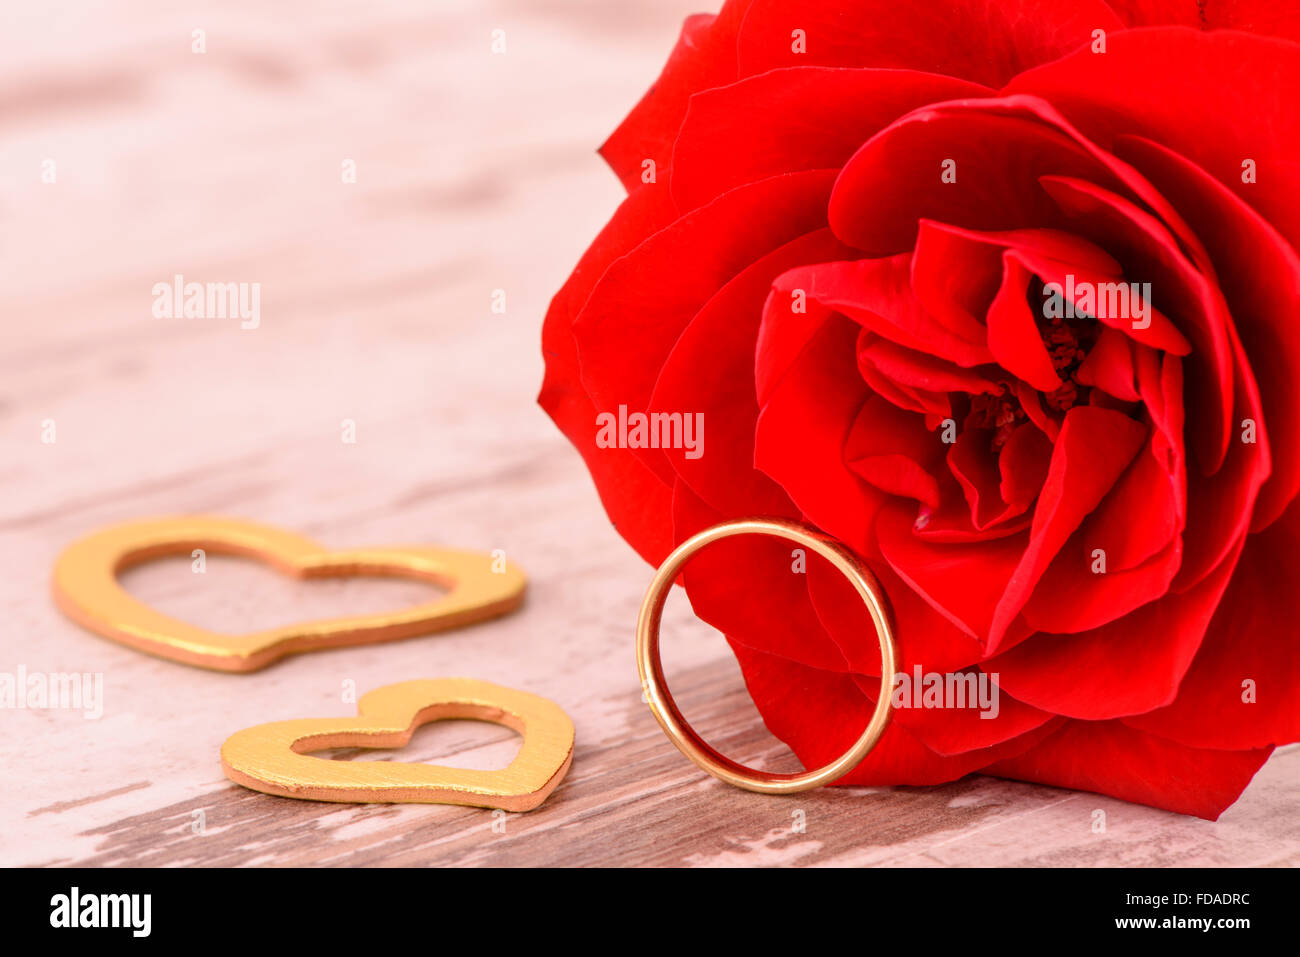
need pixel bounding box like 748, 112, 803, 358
673, 482, 853, 672
1038, 174, 1233, 473
1113, 133, 1300, 529
914, 476, 1037, 545
830, 104, 1112, 255
1124, 497, 1300, 750
728, 639, 1062, 784
539, 184, 680, 562
599, 2, 751, 192
1025, 537, 1182, 636
1075, 328, 1140, 402
877, 498, 1029, 643
949, 428, 1031, 530
651, 228, 855, 515
574, 169, 837, 482
859, 336, 1001, 397
849, 670, 1055, 757
755, 310, 881, 555
986, 253, 1063, 391
1083, 429, 1183, 568
672, 66, 991, 211
909, 220, 1006, 343
1103, 0, 1201, 27
989, 533, 1242, 719
1009, 244, 1192, 356
854, 334, 948, 418
999, 422, 1054, 507
776, 254, 994, 367
806, 548, 988, 677
1173, 329, 1272, 590
988, 405, 1147, 652
735, 0, 1121, 88
984, 719, 1273, 820
1005, 29, 1300, 254
844, 393, 951, 512
1205, 0, 1300, 40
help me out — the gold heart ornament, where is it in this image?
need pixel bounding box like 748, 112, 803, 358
221, 679, 575, 811
52, 516, 526, 672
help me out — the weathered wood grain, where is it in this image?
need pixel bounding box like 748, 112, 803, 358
0, 0, 1295, 867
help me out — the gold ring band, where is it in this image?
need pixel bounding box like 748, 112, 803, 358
635, 517, 898, 794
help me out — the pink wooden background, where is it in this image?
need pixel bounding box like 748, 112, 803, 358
0, 0, 1295, 866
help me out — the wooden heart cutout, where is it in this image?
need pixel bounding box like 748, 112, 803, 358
220, 679, 575, 811
52, 516, 526, 672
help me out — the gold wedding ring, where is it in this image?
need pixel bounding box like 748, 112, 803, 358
636, 517, 898, 794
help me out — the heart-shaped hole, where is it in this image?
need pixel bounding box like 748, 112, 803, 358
119, 553, 447, 636
313, 718, 523, 771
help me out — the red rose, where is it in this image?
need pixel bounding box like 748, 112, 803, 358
540, 0, 1300, 819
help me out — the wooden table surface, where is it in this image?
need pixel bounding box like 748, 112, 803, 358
2, 0, 1295, 868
